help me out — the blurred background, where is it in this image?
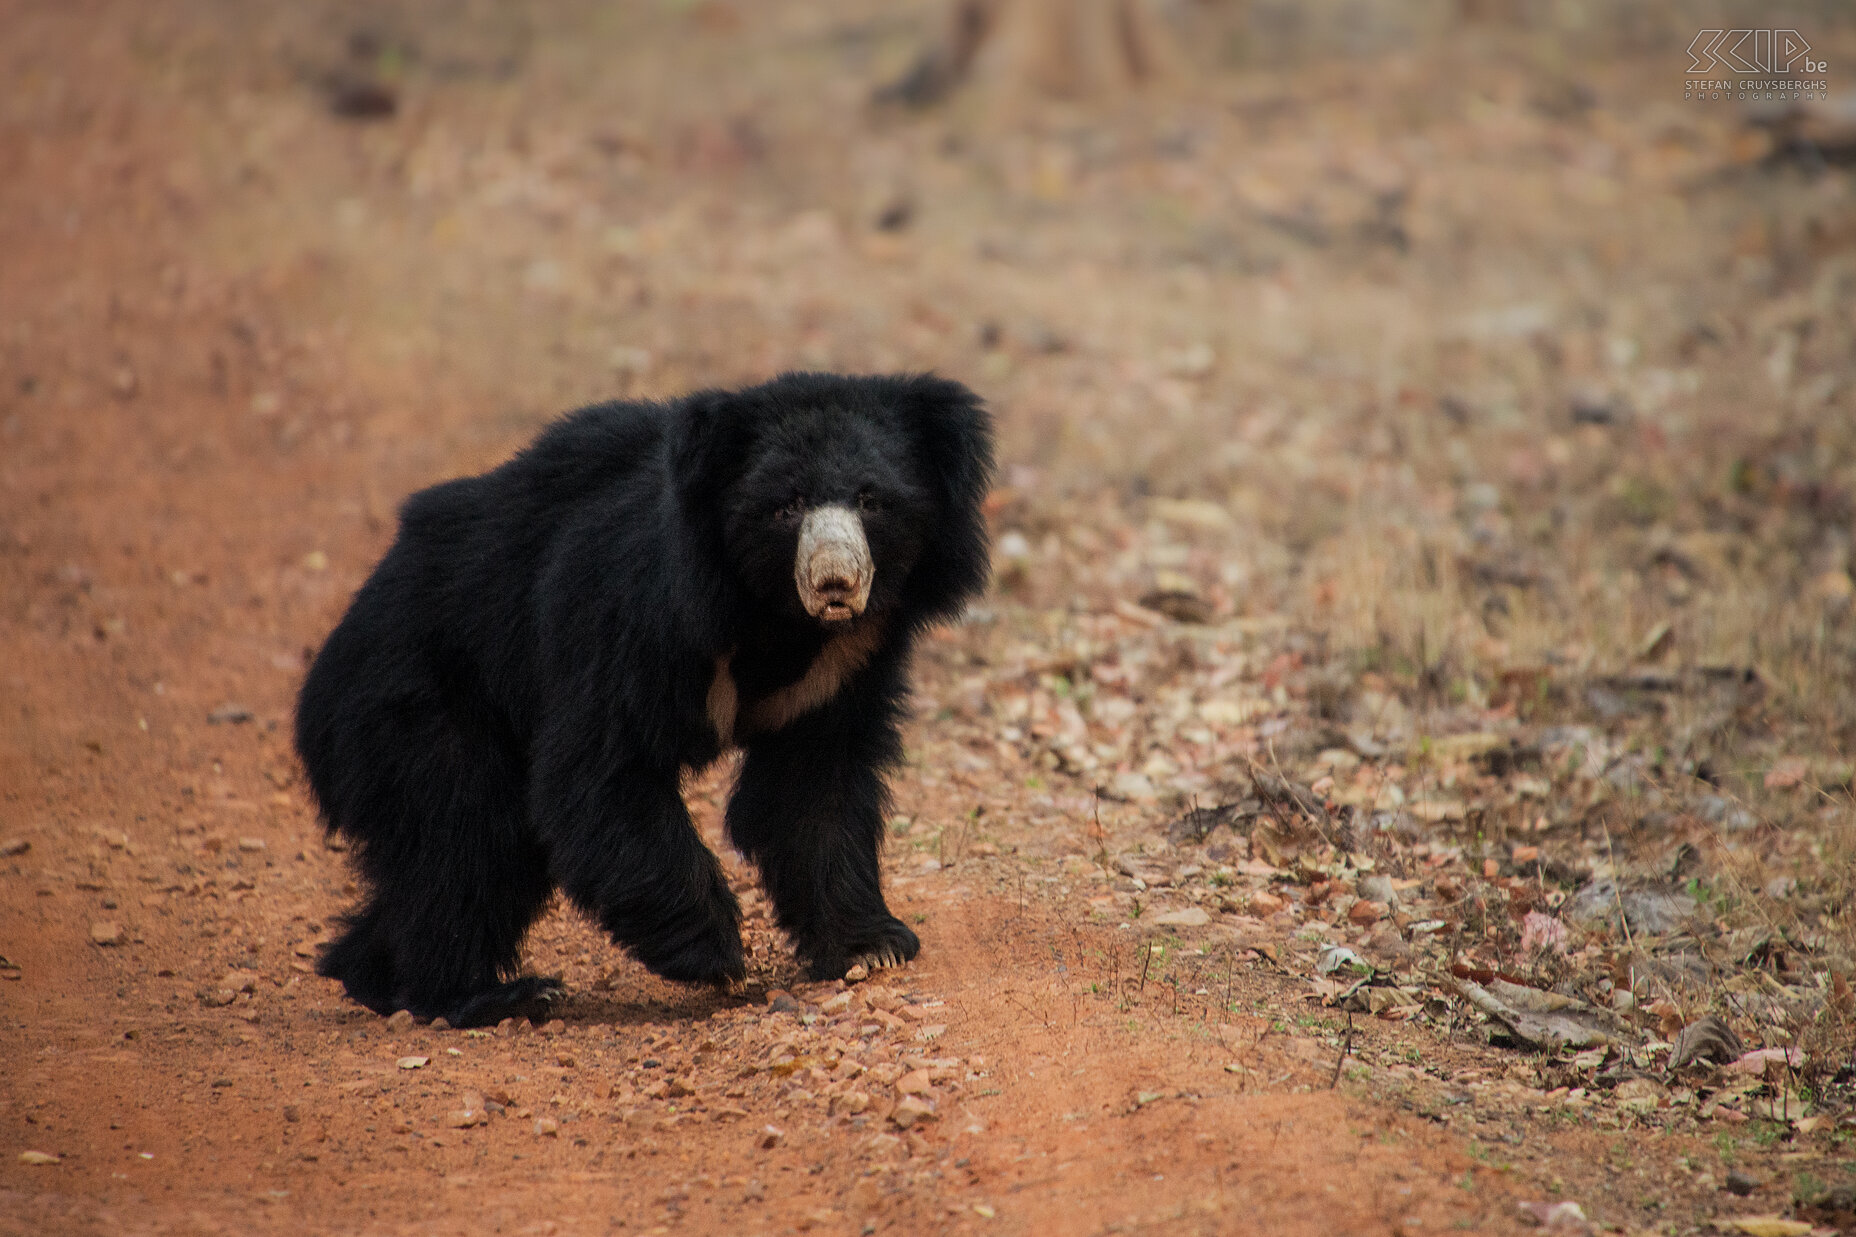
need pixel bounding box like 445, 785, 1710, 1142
11, 0, 1854, 705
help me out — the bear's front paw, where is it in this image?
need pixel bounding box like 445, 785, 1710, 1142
636, 912, 746, 987
807, 916, 921, 981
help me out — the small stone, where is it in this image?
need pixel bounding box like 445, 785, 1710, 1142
1724, 1170, 1759, 1196
833, 1090, 871, 1115
1152, 907, 1210, 928
973, 1204, 997, 1219
198, 988, 237, 1007
495, 1016, 525, 1038
237, 837, 267, 852
538, 1019, 566, 1035
895, 1069, 933, 1096
769, 991, 803, 1013
890, 1096, 936, 1129
1348, 899, 1388, 926
444, 1110, 480, 1129
397, 1056, 429, 1070
820, 991, 854, 1014
207, 704, 254, 725
19, 1151, 60, 1165
759, 1123, 786, 1149
430, 1017, 451, 1031
89, 922, 125, 946
1248, 891, 1285, 916
533, 1117, 559, 1137
847, 1176, 885, 1211
664, 1077, 694, 1098
1, 838, 31, 857
913, 1024, 946, 1042
386, 1009, 416, 1031
1516, 1200, 1589, 1230
844, 963, 870, 983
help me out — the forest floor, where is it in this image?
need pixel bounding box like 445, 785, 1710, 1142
3, 2, 1856, 1234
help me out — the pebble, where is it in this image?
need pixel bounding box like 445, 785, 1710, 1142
89, 922, 125, 946
539, 1019, 566, 1035
890, 1096, 936, 1129
1248, 891, 1285, 916
759, 1123, 786, 1149
820, 991, 854, 1014
1347, 899, 1388, 926
19, 1151, 59, 1165
533, 1117, 559, 1137
833, 1091, 871, 1115
0, 838, 29, 857
397, 1056, 429, 1070
844, 963, 870, 982
237, 837, 267, 852
894, 1069, 934, 1096
1152, 907, 1210, 928
386, 1010, 416, 1030
444, 1110, 481, 1129
768, 992, 803, 1013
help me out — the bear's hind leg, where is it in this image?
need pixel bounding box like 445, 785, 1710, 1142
316, 832, 559, 1026
308, 687, 559, 1026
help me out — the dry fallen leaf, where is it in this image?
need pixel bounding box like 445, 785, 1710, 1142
1452, 977, 1628, 1050
1725, 1218, 1813, 1237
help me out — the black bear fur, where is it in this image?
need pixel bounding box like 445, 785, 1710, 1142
295, 373, 993, 1027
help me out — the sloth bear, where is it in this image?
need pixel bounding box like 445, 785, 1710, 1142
296, 373, 993, 1027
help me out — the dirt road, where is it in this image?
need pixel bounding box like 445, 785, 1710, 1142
5, 3, 1853, 1234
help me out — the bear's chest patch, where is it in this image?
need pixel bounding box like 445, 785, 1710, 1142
708, 622, 884, 747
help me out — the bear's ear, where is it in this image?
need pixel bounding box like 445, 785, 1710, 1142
891, 374, 996, 621
668, 388, 754, 533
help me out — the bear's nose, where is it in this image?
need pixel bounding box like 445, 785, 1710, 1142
795, 505, 875, 622
815, 573, 857, 600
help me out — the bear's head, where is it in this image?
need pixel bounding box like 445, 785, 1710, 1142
673, 373, 994, 633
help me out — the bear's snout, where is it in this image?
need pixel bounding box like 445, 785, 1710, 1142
795, 505, 873, 623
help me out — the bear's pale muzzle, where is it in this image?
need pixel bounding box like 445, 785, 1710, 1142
795, 505, 873, 622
